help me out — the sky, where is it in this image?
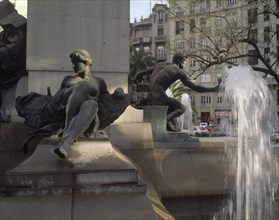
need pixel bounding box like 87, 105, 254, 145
11, 0, 163, 23
130, 0, 168, 23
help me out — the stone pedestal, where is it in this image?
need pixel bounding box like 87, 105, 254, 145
143, 106, 199, 143
4, 137, 145, 196
1, 137, 162, 219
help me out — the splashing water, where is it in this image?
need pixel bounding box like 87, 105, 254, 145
166, 88, 173, 98
179, 93, 193, 131
216, 65, 279, 219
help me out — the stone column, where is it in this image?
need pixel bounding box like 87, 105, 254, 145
26, 0, 130, 94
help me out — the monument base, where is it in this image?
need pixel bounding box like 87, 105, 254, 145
1, 137, 164, 219
4, 137, 145, 196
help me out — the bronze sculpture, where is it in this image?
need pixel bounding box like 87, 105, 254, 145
0, 0, 27, 121
133, 52, 221, 131
16, 50, 128, 158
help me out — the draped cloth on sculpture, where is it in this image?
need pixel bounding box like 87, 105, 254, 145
16, 91, 130, 137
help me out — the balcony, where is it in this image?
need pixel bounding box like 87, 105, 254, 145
155, 36, 167, 43
142, 36, 152, 44
131, 38, 141, 45
131, 37, 152, 45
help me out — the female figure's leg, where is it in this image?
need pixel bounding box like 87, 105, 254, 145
54, 99, 98, 159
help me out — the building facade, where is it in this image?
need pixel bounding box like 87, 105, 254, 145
130, 4, 169, 62
131, 0, 279, 126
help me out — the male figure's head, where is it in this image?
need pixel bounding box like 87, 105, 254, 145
172, 52, 186, 69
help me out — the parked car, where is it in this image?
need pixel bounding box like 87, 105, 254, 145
209, 127, 227, 137
270, 131, 279, 143
199, 122, 208, 128
189, 126, 209, 137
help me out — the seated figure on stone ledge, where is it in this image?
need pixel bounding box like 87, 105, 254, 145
133, 52, 221, 132
16, 49, 126, 159
52, 49, 124, 159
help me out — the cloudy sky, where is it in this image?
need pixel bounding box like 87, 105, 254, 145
130, 0, 168, 23
130, 0, 152, 22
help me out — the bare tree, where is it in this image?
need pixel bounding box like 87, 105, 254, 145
168, 0, 279, 84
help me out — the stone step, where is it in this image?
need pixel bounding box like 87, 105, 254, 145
1, 183, 147, 197
4, 137, 145, 195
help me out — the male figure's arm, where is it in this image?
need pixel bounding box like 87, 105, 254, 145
178, 69, 220, 93
133, 66, 155, 83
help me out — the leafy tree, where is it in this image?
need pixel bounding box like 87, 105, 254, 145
129, 49, 156, 81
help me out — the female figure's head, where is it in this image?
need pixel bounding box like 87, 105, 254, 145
70, 49, 93, 75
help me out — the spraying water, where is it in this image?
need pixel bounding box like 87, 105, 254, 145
165, 88, 173, 98
216, 65, 279, 219
179, 93, 193, 131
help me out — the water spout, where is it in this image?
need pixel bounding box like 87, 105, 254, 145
216, 65, 279, 219
179, 93, 193, 131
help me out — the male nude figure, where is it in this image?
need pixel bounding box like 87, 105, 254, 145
134, 52, 221, 131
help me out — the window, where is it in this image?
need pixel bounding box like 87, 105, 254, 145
216, 17, 222, 29
216, 0, 222, 11
176, 21, 184, 35
190, 59, 195, 68
157, 46, 165, 60
175, 7, 184, 17
248, 49, 258, 65
189, 39, 195, 50
248, 8, 257, 24
175, 40, 185, 49
203, 56, 211, 65
157, 11, 165, 23
201, 38, 208, 50
158, 27, 164, 36
200, 0, 210, 13
217, 74, 222, 82
143, 46, 150, 53
200, 18, 206, 29
250, 28, 258, 43
201, 74, 211, 83
264, 47, 270, 63
229, 18, 237, 27
189, 2, 195, 15
229, 54, 238, 64
264, 26, 270, 43
217, 96, 223, 104
201, 96, 211, 104
264, 5, 270, 21
216, 37, 222, 49
142, 36, 150, 43
190, 19, 195, 32
227, 0, 236, 7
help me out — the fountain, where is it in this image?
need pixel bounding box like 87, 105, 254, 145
215, 65, 279, 219
166, 89, 193, 131
1, 1, 278, 218
179, 93, 193, 131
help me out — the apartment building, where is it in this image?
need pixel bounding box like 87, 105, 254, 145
130, 4, 169, 62
168, 0, 247, 125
